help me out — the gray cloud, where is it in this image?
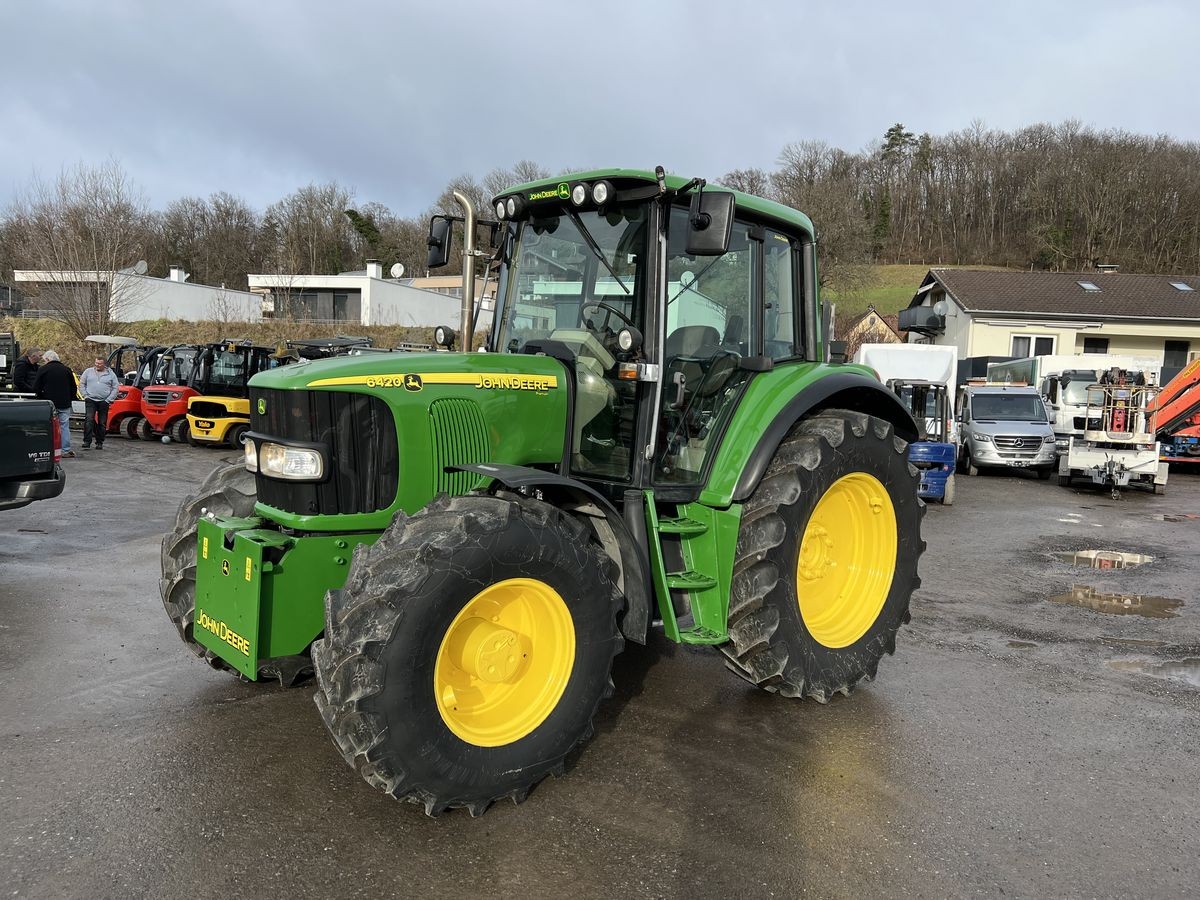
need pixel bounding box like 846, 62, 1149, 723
2, 0, 1197, 215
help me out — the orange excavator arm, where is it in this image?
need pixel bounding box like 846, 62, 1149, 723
1149, 358, 1200, 436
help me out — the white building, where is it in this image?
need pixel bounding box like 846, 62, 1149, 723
13, 264, 261, 322
248, 261, 493, 328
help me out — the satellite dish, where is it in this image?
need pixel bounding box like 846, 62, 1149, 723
390, 263, 405, 278
933, 299, 950, 316
133, 260, 148, 275
680, 270, 696, 287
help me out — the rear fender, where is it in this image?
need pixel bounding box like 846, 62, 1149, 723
731, 373, 919, 503
452, 463, 652, 643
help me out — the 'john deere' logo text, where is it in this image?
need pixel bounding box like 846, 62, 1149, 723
196, 610, 251, 656
528, 182, 571, 202
403, 373, 423, 392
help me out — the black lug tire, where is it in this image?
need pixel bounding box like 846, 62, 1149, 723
313, 493, 623, 817
169, 418, 190, 445
123, 415, 143, 440
227, 424, 249, 448
136, 417, 154, 441
1057, 474, 1072, 487
159, 460, 306, 684
721, 409, 923, 702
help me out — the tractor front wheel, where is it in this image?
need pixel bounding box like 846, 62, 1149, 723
722, 409, 923, 701
160, 461, 254, 670
313, 493, 622, 816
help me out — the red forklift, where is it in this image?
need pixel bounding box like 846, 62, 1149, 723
138, 344, 203, 442
82, 335, 169, 439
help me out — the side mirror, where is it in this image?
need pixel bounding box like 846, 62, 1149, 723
426, 217, 453, 269
685, 190, 735, 256
828, 340, 848, 364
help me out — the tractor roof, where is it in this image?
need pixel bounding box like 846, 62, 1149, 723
497, 168, 815, 238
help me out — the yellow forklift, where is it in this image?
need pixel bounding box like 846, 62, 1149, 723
185, 340, 278, 447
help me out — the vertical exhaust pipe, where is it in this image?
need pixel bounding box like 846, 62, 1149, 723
453, 190, 476, 353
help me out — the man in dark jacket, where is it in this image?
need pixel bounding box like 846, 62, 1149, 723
33, 350, 77, 457
12, 347, 42, 392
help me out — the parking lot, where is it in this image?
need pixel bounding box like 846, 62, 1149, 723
3, 441, 1199, 898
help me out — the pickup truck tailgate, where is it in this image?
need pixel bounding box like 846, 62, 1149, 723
1, 398, 56, 478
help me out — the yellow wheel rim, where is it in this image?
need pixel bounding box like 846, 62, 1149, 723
434, 578, 575, 747
796, 472, 898, 649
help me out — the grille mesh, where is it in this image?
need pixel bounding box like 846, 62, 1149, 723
429, 398, 491, 495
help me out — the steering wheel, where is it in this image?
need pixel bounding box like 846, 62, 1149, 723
580, 301, 634, 333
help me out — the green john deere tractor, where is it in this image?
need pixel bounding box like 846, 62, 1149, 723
161, 167, 924, 816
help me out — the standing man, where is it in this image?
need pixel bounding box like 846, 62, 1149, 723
79, 354, 119, 450
11, 346, 42, 392
33, 350, 77, 458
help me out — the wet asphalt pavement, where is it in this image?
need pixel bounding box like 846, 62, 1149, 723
3, 442, 1200, 898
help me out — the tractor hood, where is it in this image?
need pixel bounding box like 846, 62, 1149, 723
249, 350, 566, 396
246, 351, 570, 532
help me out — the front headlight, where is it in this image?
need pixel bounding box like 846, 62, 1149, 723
972, 432, 992, 442
244, 439, 258, 473
259, 441, 324, 481
1043, 435, 1057, 444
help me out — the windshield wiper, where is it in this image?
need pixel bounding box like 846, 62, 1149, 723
566, 208, 629, 295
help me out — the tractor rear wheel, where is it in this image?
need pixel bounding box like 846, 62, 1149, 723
159, 460, 306, 683
722, 409, 923, 701
313, 493, 622, 816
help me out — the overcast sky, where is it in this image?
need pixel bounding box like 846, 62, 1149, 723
1, 0, 1197, 217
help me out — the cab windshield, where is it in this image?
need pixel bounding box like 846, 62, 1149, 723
1061, 376, 1094, 406
972, 394, 1048, 422
495, 206, 649, 356
153, 348, 197, 386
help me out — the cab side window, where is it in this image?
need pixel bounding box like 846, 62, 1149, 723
764, 231, 798, 359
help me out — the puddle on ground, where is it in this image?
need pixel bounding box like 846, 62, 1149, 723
1150, 513, 1200, 523
1053, 549, 1154, 569
1108, 658, 1200, 689
1102, 636, 1167, 648
1007, 640, 1038, 649
1048, 585, 1183, 618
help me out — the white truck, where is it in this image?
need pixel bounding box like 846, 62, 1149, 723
987, 354, 1161, 453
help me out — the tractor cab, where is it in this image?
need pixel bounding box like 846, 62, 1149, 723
186, 340, 278, 447
432, 169, 811, 502
139, 344, 203, 442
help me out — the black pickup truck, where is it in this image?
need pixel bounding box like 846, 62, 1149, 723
0, 397, 66, 510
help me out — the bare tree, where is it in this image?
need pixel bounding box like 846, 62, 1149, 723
6, 161, 155, 339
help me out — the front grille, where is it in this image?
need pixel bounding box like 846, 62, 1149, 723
252, 388, 399, 516
143, 390, 172, 406
992, 434, 1041, 458
429, 398, 491, 495
190, 400, 230, 419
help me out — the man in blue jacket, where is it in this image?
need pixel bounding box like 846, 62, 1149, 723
79, 355, 119, 450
